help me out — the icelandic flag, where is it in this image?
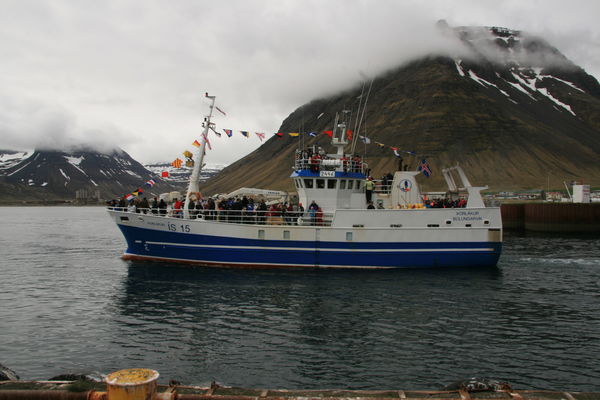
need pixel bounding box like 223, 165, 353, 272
224, 129, 233, 137
418, 159, 432, 177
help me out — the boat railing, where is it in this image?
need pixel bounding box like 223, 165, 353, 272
294, 156, 367, 174
373, 179, 392, 194
108, 207, 334, 226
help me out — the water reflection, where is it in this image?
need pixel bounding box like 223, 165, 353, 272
115, 263, 506, 388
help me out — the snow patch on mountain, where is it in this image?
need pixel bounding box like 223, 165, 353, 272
537, 88, 576, 115
467, 70, 510, 97
64, 156, 89, 176
544, 76, 585, 93
7, 160, 33, 176
125, 170, 142, 179
0, 150, 33, 170
64, 155, 84, 166
455, 60, 465, 77
59, 168, 70, 180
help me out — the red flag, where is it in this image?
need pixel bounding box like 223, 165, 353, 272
323, 130, 333, 138
161, 171, 169, 177
192, 140, 201, 147
346, 129, 353, 140
275, 132, 284, 138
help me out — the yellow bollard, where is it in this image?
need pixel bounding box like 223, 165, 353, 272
106, 368, 159, 400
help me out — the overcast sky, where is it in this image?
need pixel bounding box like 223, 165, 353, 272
1, 0, 599, 165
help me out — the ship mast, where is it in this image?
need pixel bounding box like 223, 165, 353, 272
331, 110, 349, 157
183, 93, 216, 218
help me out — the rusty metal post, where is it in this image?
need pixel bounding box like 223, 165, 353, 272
106, 368, 159, 400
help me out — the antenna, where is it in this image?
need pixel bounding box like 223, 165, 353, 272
351, 76, 374, 154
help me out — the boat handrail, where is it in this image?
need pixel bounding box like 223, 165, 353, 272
108, 207, 334, 226
293, 157, 368, 174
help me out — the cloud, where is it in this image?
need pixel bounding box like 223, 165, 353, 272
0, 95, 130, 153
0, 0, 598, 164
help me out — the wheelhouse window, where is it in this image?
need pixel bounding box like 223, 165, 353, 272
327, 179, 337, 189
340, 180, 346, 190
304, 179, 314, 188
356, 180, 362, 190
316, 179, 325, 189
347, 180, 354, 190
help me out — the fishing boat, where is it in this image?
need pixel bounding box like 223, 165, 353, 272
107, 94, 502, 268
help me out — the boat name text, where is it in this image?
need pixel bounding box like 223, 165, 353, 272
147, 221, 166, 227
453, 210, 483, 221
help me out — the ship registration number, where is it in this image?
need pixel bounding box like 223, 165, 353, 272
320, 171, 335, 177
168, 223, 191, 232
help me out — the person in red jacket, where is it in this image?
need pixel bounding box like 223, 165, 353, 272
173, 198, 183, 217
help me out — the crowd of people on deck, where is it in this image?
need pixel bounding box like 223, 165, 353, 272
425, 197, 467, 208
295, 148, 364, 173
107, 195, 330, 225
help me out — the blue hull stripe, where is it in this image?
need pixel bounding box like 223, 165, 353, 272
117, 224, 502, 268
146, 240, 495, 253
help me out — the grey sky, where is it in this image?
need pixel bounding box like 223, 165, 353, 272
1, 0, 598, 165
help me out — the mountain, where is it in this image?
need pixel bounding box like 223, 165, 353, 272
0, 148, 179, 203
199, 24, 600, 195
144, 162, 226, 187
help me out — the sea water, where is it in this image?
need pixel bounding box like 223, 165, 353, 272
0, 206, 599, 390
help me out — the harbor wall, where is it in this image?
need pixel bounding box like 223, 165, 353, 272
500, 203, 600, 232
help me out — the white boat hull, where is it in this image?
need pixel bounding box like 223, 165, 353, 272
108, 207, 502, 269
